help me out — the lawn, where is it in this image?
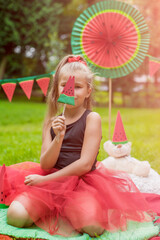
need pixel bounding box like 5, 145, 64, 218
0, 100, 160, 173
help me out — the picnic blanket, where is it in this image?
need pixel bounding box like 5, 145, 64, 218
0, 204, 159, 240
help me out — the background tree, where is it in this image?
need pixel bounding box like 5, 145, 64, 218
133, 0, 160, 85
0, 0, 90, 79
0, 0, 65, 79
56, 0, 88, 55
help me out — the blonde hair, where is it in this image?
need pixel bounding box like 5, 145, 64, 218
44, 54, 94, 127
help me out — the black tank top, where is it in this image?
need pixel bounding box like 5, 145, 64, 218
50, 110, 97, 171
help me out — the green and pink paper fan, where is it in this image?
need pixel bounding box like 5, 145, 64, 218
112, 111, 128, 145
71, 0, 150, 78
58, 76, 75, 106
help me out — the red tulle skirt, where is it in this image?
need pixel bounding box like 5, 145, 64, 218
0, 162, 155, 236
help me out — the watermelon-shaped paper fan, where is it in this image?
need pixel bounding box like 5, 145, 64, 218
58, 76, 75, 105
71, 0, 150, 78
112, 111, 128, 145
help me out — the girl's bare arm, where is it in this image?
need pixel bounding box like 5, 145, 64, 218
40, 116, 66, 169
25, 112, 101, 185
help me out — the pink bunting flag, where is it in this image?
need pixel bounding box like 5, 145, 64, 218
19, 80, 34, 99
1, 83, 16, 102
0, 235, 13, 240
36, 77, 50, 96
149, 60, 160, 77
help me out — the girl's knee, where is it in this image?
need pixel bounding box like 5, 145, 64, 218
64, 194, 104, 235
81, 225, 104, 237
7, 201, 33, 228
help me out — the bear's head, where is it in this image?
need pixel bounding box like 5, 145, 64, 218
103, 140, 132, 158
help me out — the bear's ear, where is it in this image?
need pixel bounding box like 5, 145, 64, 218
103, 142, 108, 152
103, 140, 112, 152
128, 142, 132, 147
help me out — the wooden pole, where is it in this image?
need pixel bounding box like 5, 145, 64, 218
108, 78, 112, 140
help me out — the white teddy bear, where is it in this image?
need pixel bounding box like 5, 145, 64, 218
101, 111, 160, 194
101, 141, 160, 194
102, 140, 150, 177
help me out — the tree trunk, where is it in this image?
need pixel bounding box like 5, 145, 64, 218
0, 56, 7, 79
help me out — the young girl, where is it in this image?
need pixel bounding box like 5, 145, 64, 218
0, 55, 155, 237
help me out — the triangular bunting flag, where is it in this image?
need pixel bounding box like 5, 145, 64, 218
0, 164, 11, 204
112, 111, 128, 145
36, 77, 50, 96
19, 80, 34, 99
58, 76, 75, 105
149, 60, 160, 77
0, 235, 13, 240
1, 83, 16, 102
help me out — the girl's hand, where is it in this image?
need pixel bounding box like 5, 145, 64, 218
24, 174, 45, 186
51, 116, 66, 138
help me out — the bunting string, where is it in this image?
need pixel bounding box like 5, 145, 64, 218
0, 71, 55, 102
1, 54, 160, 102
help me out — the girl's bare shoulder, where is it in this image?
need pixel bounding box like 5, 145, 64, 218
85, 112, 102, 132
86, 111, 101, 123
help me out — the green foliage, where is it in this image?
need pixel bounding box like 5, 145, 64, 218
0, 0, 90, 79
0, 101, 46, 165
45, 32, 67, 73
58, 0, 88, 53
0, 0, 65, 78
0, 101, 160, 174
0, 0, 63, 53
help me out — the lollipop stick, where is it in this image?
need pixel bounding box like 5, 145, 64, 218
62, 104, 66, 116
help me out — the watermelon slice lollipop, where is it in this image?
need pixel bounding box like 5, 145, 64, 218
56, 76, 75, 142
58, 75, 75, 106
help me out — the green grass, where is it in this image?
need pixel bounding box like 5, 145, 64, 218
0, 100, 160, 173
0, 101, 46, 166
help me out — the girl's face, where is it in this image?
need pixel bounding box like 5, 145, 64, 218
58, 72, 91, 109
